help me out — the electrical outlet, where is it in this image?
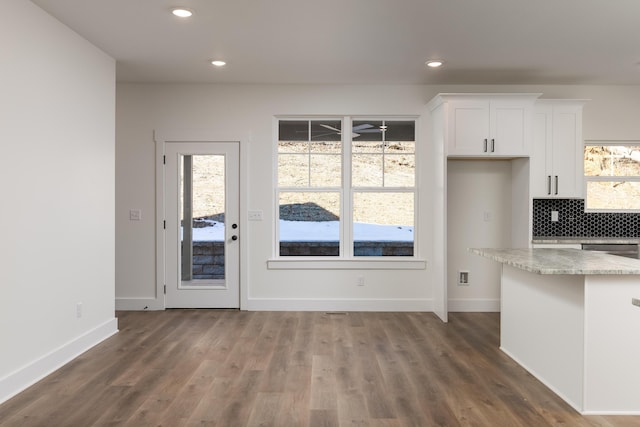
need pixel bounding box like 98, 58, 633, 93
551, 211, 559, 222
357, 276, 365, 286
76, 302, 83, 318
458, 271, 469, 286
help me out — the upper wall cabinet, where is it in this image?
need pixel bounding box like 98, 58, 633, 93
428, 93, 540, 157
530, 100, 586, 198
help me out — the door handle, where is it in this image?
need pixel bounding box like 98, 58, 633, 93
232, 224, 238, 229
231, 235, 238, 241
491, 138, 495, 152
483, 139, 488, 152
555, 175, 559, 195
547, 176, 551, 195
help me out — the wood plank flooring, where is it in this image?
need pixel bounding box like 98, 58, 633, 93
1, 310, 639, 426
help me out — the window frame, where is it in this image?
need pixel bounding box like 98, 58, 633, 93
584, 140, 640, 213
269, 116, 424, 269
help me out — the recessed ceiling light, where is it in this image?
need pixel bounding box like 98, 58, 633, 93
171, 8, 193, 18
211, 60, 227, 67
426, 60, 443, 68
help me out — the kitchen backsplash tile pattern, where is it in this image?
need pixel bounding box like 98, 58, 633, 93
533, 199, 640, 237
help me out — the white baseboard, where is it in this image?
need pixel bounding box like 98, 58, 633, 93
117, 296, 497, 313
0, 317, 118, 405
244, 298, 432, 312
448, 298, 500, 312
115, 297, 163, 311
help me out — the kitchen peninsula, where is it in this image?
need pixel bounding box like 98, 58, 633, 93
471, 248, 640, 415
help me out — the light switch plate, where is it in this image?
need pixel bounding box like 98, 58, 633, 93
129, 209, 142, 221
248, 210, 263, 221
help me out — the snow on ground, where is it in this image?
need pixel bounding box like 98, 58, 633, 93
189, 220, 413, 242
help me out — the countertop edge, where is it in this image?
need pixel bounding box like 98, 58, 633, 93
469, 248, 640, 275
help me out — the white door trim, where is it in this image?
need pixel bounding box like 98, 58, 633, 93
154, 129, 250, 310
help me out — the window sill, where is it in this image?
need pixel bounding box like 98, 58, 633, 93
267, 258, 427, 270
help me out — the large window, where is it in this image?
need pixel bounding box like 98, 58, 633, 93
277, 117, 417, 257
585, 142, 640, 210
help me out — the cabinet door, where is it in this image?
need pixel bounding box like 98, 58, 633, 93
530, 106, 553, 197
447, 100, 490, 155
491, 100, 530, 155
530, 102, 584, 198
551, 105, 583, 198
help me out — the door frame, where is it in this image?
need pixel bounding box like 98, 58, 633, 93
154, 129, 250, 310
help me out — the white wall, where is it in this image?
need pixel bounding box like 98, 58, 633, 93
115, 81, 640, 312
447, 160, 513, 311
116, 84, 434, 311
0, 0, 117, 403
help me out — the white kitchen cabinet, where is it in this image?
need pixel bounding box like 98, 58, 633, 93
531, 100, 586, 198
429, 94, 539, 157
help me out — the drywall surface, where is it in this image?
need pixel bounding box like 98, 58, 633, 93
115, 82, 640, 311
0, 0, 116, 399
116, 84, 433, 310
447, 160, 513, 310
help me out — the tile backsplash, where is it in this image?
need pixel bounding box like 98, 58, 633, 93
533, 199, 640, 238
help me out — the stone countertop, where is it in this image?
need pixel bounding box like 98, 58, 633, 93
469, 248, 640, 275
532, 237, 640, 244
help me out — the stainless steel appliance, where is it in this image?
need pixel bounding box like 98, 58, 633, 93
581, 243, 639, 259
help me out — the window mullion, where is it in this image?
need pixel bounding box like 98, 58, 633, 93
587, 176, 640, 182
381, 119, 386, 188
343, 116, 353, 258
307, 120, 312, 187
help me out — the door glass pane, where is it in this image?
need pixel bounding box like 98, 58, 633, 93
181, 154, 226, 282
353, 192, 414, 256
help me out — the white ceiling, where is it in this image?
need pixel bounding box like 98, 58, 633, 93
31, 0, 640, 85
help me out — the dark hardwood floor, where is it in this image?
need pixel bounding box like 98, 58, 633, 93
1, 310, 638, 426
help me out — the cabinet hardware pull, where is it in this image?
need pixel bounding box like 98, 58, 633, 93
483, 138, 488, 152
555, 175, 559, 195
491, 138, 495, 152
547, 176, 551, 195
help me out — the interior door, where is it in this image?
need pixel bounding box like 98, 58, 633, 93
164, 142, 240, 308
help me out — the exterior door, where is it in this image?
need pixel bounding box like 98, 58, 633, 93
164, 142, 240, 308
